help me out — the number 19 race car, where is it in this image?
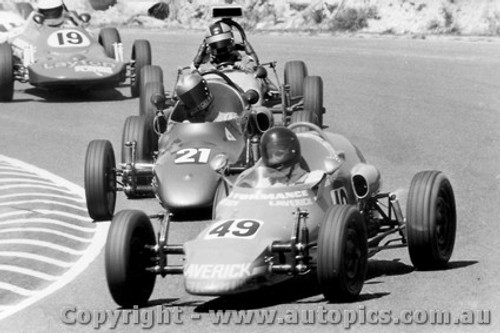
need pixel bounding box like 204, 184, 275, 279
0, 11, 151, 101
102, 122, 457, 307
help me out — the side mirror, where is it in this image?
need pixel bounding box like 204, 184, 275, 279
79, 13, 91, 23
244, 89, 259, 105
150, 92, 166, 111
324, 153, 345, 175
33, 14, 45, 25
210, 153, 229, 174
255, 66, 267, 79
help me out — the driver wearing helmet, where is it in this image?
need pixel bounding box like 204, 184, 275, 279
259, 127, 309, 186
192, 21, 259, 71
37, 0, 67, 27
174, 72, 238, 123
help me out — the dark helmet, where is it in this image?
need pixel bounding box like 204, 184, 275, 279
261, 127, 301, 169
175, 73, 213, 116
38, 0, 64, 24
205, 21, 235, 59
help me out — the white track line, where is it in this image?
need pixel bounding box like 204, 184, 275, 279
0, 171, 41, 178
0, 265, 59, 281
0, 239, 86, 255
0, 282, 37, 296
0, 178, 57, 186
0, 228, 92, 243
0, 184, 76, 195
0, 218, 95, 233
0, 252, 72, 268
32, 210, 93, 223
0, 155, 109, 322
0, 211, 27, 220
0, 199, 87, 212
0, 192, 85, 204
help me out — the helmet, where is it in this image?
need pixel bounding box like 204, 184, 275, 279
261, 127, 301, 169
38, 0, 64, 25
205, 21, 235, 60
175, 73, 213, 116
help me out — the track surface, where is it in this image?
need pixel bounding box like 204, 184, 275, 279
0, 30, 499, 332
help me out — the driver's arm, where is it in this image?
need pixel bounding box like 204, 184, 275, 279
192, 40, 208, 69
243, 40, 259, 65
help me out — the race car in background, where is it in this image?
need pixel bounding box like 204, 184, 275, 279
102, 122, 457, 307
0, 9, 152, 101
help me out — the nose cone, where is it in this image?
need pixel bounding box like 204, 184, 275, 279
154, 154, 219, 209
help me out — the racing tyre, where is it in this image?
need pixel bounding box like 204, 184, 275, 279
139, 66, 164, 117
284, 60, 308, 100
317, 205, 368, 302
406, 171, 456, 270
303, 76, 324, 127
140, 81, 164, 151
212, 180, 230, 220
84, 140, 117, 221
290, 109, 316, 133
0, 43, 14, 102
105, 210, 157, 307
130, 40, 153, 97
15, 3, 34, 19
98, 27, 121, 59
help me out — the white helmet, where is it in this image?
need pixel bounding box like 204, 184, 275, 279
38, 0, 64, 26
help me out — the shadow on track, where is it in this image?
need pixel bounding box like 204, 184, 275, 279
20, 85, 132, 103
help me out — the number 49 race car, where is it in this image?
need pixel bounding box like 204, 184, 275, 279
102, 122, 457, 307
0, 11, 151, 101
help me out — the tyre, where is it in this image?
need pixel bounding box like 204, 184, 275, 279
15, 3, 34, 19
105, 210, 156, 307
98, 27, 121, 59
303, 76, 324, 127
0, 43, 14, 102
212, 180, 229, 220
139, 66, 164, 118
140, 81, 164, 151
121, 116, 154, 164
130, 40, 153, 97
84, 140, 116, 221
406, 171, 456, 270
317, 205, 368, 302
284, 60, 308, 100
289, 109, 316, 133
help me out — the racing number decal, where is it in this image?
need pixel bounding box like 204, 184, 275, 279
331, 187, 348, 205
205, 219, 262, 239
47, 29, 90, 48
175, 148, 211, 164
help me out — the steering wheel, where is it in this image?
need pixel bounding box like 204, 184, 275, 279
288, 122, 331, 143
216, 62, 235, 70
201, 70, 242, 93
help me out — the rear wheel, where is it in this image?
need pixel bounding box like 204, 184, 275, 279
140, 81, 164, 151
130, 40, 153, 97
0, 43, 14, 102
303, 76, 324, 127
139, 66, 164, 119
84, 140, 117, 221
289, 109, 316, 133
98, 27, 121, 59
317, 205, 368, 302
406, 171, 456, 270
284, 60, 308, 100
105, 210, 157, 308
212, 180, 229, 220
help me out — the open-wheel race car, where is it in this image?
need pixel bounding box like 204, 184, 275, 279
84, 69, 275, 221
102, 122, 457, 307
0, 10, 151, 101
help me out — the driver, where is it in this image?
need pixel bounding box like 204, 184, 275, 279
174, 72, 239, 123
191, 21, 259, 72
37, 0, 66, 27
259, 127, 309, 186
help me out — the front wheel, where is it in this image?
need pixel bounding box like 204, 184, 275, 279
0, 43, 14, 102
317, 205, 368, 302
406, 171, 456, 270
105, 210, 157, 307
84, 140, 116, 221
130, 40, 153, 97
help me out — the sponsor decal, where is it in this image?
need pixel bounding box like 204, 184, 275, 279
184, 263, 251, 279
269, 198, 314, 206
74, 65, 112, 76
331, 186, 348, 205
230, 190, 310, 201
43, 60, 116, 70
225, 127, 237, 141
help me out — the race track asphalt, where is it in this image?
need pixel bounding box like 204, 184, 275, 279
0, 30, 499, 332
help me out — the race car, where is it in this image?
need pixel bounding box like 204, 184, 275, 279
0, 9, 151, 101
102, 122, 457, 307
84, 69, 273, 221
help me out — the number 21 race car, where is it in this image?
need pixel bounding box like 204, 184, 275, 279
102, 122, 457, 307
0, 10, 151, 101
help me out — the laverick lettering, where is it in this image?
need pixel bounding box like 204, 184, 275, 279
43, 60, 116, 70
185, 263, 251, 279
269, 198, 314, 206
231, 190, 309, 201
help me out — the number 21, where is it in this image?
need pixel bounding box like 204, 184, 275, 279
175, 148, 211, 164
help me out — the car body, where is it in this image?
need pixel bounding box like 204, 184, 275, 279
0, 10, 151, 101
84, 69, 275, 221
103, 122, 457, 307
